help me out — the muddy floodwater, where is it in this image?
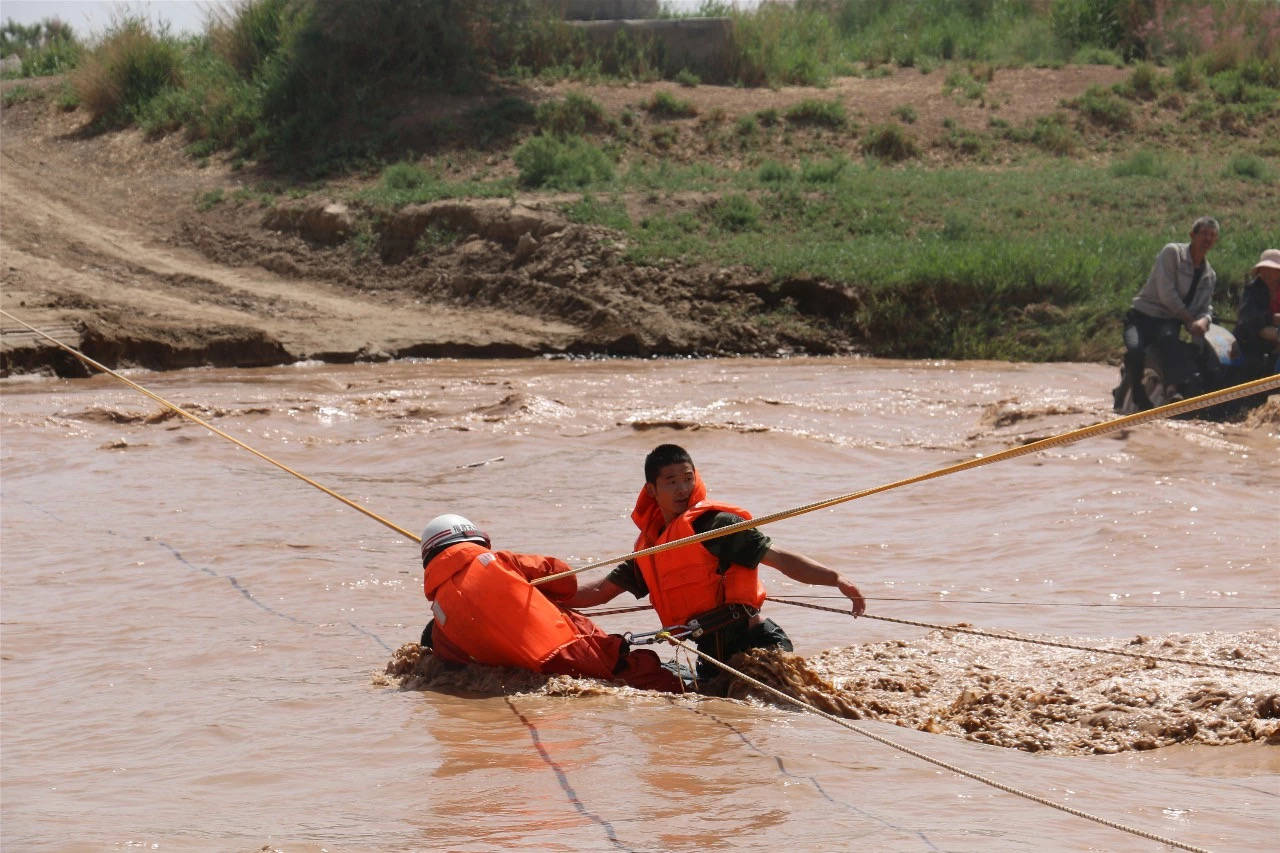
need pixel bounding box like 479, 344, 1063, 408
2, 356, 1277, 852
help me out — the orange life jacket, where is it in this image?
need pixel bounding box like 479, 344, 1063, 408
422, 541, 579, 671
630, 478, 767, 627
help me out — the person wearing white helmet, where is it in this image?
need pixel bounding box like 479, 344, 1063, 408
1234, 248, 1280, 375
417, 513, 683, 692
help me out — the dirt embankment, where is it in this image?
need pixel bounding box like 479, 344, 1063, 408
0, 67, 1133, 376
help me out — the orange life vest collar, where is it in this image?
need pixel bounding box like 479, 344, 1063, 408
632, 494, 767, 628
423, 541, 487, 599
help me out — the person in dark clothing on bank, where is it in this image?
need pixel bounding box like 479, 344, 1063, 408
1233, 248, 1280, 377
1120, 216, 1219, 411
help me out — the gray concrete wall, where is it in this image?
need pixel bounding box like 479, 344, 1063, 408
569, 17, 733, 79
549, 0, 661, 20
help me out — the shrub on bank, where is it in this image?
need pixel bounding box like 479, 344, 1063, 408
32, 0, 1280, 174
537, 93, 608, 137
14, 0, 1280, 363
643, 90, 697, 119
514, 133, 613, 189
1070, 84, 1133, 129
72, 17, 184, 127
577, 158, 1272, 360
1, 18, 81, 77
784, 99, 846, 129
862, 124, 919, 161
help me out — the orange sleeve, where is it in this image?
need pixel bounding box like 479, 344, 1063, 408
502, 552, 579, 602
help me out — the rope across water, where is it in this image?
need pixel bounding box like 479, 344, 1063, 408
672, 636, 1213, 853
0, 309, 421, 543
532, 370, 1280, 586
769, 598, 1280, 677
5, 310, 1269, 851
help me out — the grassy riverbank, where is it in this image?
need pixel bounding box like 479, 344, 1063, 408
3, 1, 1278, 363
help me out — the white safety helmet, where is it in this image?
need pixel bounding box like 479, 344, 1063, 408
419, 513, 490, 566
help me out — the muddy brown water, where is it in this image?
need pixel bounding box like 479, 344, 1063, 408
2, 356, 1276, 851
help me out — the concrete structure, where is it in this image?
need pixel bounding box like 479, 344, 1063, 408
570, 17, 733, 80
531, 0, 734, 82
554, 0, 661, 19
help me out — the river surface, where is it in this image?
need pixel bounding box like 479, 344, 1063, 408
2, 356, 1277, 852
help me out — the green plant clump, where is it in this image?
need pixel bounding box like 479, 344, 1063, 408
784, 98, 846, 129
71, 16, 184, 127
862, 124, 919, 161
2, 17, 82, 77
643, 89, 698, 118
536, 92, 605, 137
1071, 84, 1133, 129
513, 133, 613, 189
1110, 149, 1170, 178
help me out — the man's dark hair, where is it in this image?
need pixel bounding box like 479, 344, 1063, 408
1190, 215, 1220, 236
645, 443, 694, 483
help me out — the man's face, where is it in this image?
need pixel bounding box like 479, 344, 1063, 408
646, 461, 696, 523
1190, 227, 1218, 257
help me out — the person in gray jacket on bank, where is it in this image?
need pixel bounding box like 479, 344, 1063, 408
1120, 216, 1219, 410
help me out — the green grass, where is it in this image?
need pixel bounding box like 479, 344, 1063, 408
1, 83, 41, 106
784, 99, 846, 129
195, 188, 225, 210
642, 90, 697, 119
1, 17, 81, 77
357, 161, 514, 207
10, 0, 1280, 363
535, 92, 605, 137
862, 124, 919, 161
1110, 149, 1171, 178
513, 133, 614, 189
1224, 153, 1277, 182
943, 69, 986, 102
555, 155, 1276, 359
10, 0, 1279, 175
1070, 85, 1133, 130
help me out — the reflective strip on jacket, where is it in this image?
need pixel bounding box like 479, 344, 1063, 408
633, 499, 767, 628
422, 541, 579, 671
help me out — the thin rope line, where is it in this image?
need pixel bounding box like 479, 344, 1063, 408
771, 598, 1280, 677
504, 697, 632, 851
671, 636, 1212, 853
573, 605, 655, 616
0, 309, 420, 543
532, 372, 1280, 586
767, 594, 1280, 610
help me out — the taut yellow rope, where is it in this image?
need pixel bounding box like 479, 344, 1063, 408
0, 309, 420, 543
533, 372, 1279, 585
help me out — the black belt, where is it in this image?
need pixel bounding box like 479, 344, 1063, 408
688, 603, 757, 638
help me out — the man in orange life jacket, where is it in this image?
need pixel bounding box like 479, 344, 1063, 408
418, 513, 683, 692
566, 444, 866, 678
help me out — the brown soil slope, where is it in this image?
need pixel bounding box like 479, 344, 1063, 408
1, 67, 1132, 376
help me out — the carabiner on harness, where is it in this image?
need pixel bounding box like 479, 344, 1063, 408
624, 622, 698, 645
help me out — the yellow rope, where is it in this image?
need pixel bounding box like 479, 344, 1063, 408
0, 309, 421, 543
770, 598, 1280, 677
533, 372, 1279, 586
2, 310, 1239, 850
672, 635, 1213, 853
